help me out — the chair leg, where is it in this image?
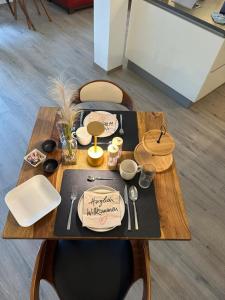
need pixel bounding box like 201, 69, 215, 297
6, 0, 15, 17
33, 0, 41, 15
30, 240, 58, 300
18, 0, 36, 31
38, 0, 52, 22
142, 241, 151, 300
13, 0, 17, 20
131, 240, 151, 300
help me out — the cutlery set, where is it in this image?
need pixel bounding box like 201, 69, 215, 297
66, 182, 139, 231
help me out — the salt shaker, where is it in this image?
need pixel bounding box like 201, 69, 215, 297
112, 137, 123, 159
107, 144, 119, 168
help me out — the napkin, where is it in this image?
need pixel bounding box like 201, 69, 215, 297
82, 190, 121, 229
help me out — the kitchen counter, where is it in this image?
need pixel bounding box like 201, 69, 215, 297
146, 0, 225, 37
126, 0, 225, 106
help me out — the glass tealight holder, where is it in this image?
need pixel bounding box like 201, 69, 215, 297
62, 138, 77, 165
138, 164, 156, 189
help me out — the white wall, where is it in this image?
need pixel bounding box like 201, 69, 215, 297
94, 0, 128, 71
126, 0, 224, 102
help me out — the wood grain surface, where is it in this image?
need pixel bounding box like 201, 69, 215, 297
142, 130, 175, 156
134, 142, 173, 173
2, 107, 191, 240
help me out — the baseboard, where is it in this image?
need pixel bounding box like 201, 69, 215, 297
127, 60, 193, 108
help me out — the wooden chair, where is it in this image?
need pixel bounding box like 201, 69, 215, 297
6, 0, 15, 17
8, 0, 52, 31
72, 80, 133, 111
30, 240, 151, 300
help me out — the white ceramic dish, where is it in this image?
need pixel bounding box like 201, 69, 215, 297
24, 149, 46, 167
78, 185, 125, 232
83, 111, 119, 138
5, 175, 61, 227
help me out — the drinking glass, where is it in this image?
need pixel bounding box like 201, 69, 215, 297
138, 164, 156, 189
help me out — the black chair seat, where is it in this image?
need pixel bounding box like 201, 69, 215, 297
53, 240, 134, 300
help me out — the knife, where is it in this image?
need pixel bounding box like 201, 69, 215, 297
80, 111, 84, 127
124, 184, 131, 231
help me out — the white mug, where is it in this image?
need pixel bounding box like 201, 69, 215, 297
76, 126, 92, 146
119, 159, 141, 180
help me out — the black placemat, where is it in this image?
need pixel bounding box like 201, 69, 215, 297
74, 110, 139, 151
54, 169, 161, 238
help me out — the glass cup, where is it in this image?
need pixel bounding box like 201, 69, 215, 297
138, 164, 156, 189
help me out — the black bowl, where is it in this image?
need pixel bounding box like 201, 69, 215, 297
43, 159, 58, 174
42, 139, 57, 153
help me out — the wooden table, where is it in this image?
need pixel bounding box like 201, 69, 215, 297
2, 107, 191, 240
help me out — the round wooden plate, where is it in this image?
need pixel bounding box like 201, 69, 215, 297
134, 142, 173, 173
142, 129, 175, 156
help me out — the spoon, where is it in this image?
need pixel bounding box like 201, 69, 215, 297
91, 141, 112, 145
129, 185, 139, 230
87, 175, 116, 182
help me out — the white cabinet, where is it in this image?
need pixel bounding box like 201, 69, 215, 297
125, 0, 225, 104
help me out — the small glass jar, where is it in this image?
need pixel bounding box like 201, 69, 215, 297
112, 137, 123, 159
138, 164, 156, 189
62, 138, 77, 165
107, 144, 119, 168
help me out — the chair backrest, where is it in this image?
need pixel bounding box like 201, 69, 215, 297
30, 240, 151, 300
80, 81, 123, 103
54, 240, 133, 300
74, 80, 133, 110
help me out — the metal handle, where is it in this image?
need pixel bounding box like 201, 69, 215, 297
120, 114, 123, 129
127, 202, 131, 231
67, 201, 74, 230
96, 177, 114, 180
80, 111, 84, 127
133, 202, 139, 230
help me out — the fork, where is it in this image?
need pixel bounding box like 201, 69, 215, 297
119, 114, 124, 135
67, 191, 78, 230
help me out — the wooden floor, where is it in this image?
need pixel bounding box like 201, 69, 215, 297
0, 3, 225, 300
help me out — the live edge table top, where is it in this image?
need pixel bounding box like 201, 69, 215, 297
2, 107, 191, 240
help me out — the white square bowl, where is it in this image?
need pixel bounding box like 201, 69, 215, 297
24, 149, 46, 167
5, 175, 61, 227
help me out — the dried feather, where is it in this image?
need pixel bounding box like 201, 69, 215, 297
49, 76, 80, 127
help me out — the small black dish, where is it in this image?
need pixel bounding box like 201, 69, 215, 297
42, 139, 57, 153
43, 159, 58, 174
